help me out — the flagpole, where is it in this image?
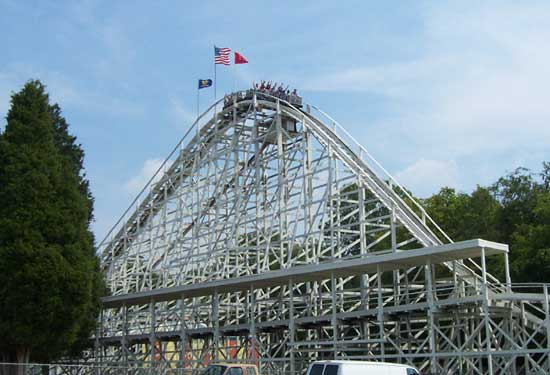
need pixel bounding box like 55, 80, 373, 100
214, 45, 217, 114
233, 53, 236, 92
196, 84, 200, 146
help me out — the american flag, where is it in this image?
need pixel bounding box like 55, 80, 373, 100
214, 46, 231, 65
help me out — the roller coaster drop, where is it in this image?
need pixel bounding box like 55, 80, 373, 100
95, 89, 550, 375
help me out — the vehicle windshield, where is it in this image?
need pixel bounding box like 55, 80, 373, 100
202, 365, 228, 375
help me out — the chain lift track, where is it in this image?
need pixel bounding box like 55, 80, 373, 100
94, 91, 550, 375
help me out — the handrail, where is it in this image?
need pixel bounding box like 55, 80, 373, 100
310, 105, 453, 244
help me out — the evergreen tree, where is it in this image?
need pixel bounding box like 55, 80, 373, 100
0, 80, 104, 367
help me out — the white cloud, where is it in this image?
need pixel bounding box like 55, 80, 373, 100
395, 159, 459, 198
124, 158, 164, 195
302, 57, 452, 97
302, 2, 550, 194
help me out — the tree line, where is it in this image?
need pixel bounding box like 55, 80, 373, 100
422, 163, 550, 283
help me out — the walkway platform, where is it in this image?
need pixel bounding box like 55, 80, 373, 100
102, 239, 507, 308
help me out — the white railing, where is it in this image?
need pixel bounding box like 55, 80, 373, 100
308, 104, 453, 245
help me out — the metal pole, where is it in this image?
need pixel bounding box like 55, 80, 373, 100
181, 294, 187, 370
213, 290, 220, 361
214, 46, 217, 103
122, 303, 128, 365
377, 265, 384, 357
481, 247, 494, 375
150, 299, 156, 370
331, 272, 338, 359
233, 54, 236, 92
289, 279, 295, 375
95, 309, 103, 375
249, 285, 258, 370
425, 261, 437, 375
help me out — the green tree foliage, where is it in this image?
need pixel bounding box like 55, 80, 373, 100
423, 164, 550, 283
0, 80, 105, 365
319, 161, 549, 285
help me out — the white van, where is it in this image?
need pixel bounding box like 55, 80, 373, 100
307, 360, 421, 375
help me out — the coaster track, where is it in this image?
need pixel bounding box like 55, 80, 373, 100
94, 90, 550, 375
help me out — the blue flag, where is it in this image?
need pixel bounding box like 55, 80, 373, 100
198, 79, 212, 89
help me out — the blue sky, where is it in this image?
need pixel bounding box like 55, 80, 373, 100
1, 1, 549, 241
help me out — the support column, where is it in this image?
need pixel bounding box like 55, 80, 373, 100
358, 184, 368, 309
180, 294, 187, 370
249, 286, 256, 339
452, 261, 458, 298
95, 309, 103, 375
376, 265, 385, 358
213, 290, 220, 361
303, 130, 313, 266
149, 299, 156, 369
289, 279, 295, 375
275, 105, 286, 268
248, 286, 259, 370
481, 247, 494, 375
505, 251, 515, 373
122, 303, 128, 365
425, 261, 437, 375
331, 272, 338, 359
390, 205, 400, 307
521, 302, 530, 374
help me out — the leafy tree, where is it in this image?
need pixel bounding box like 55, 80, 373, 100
422, 187, 469, 241
502, 171, 550, 283
321, 162, 550, 285
423, 164, 550, 283
0, 80, 105, 368
422, 186, 500, 242
491, 167, 541, 244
